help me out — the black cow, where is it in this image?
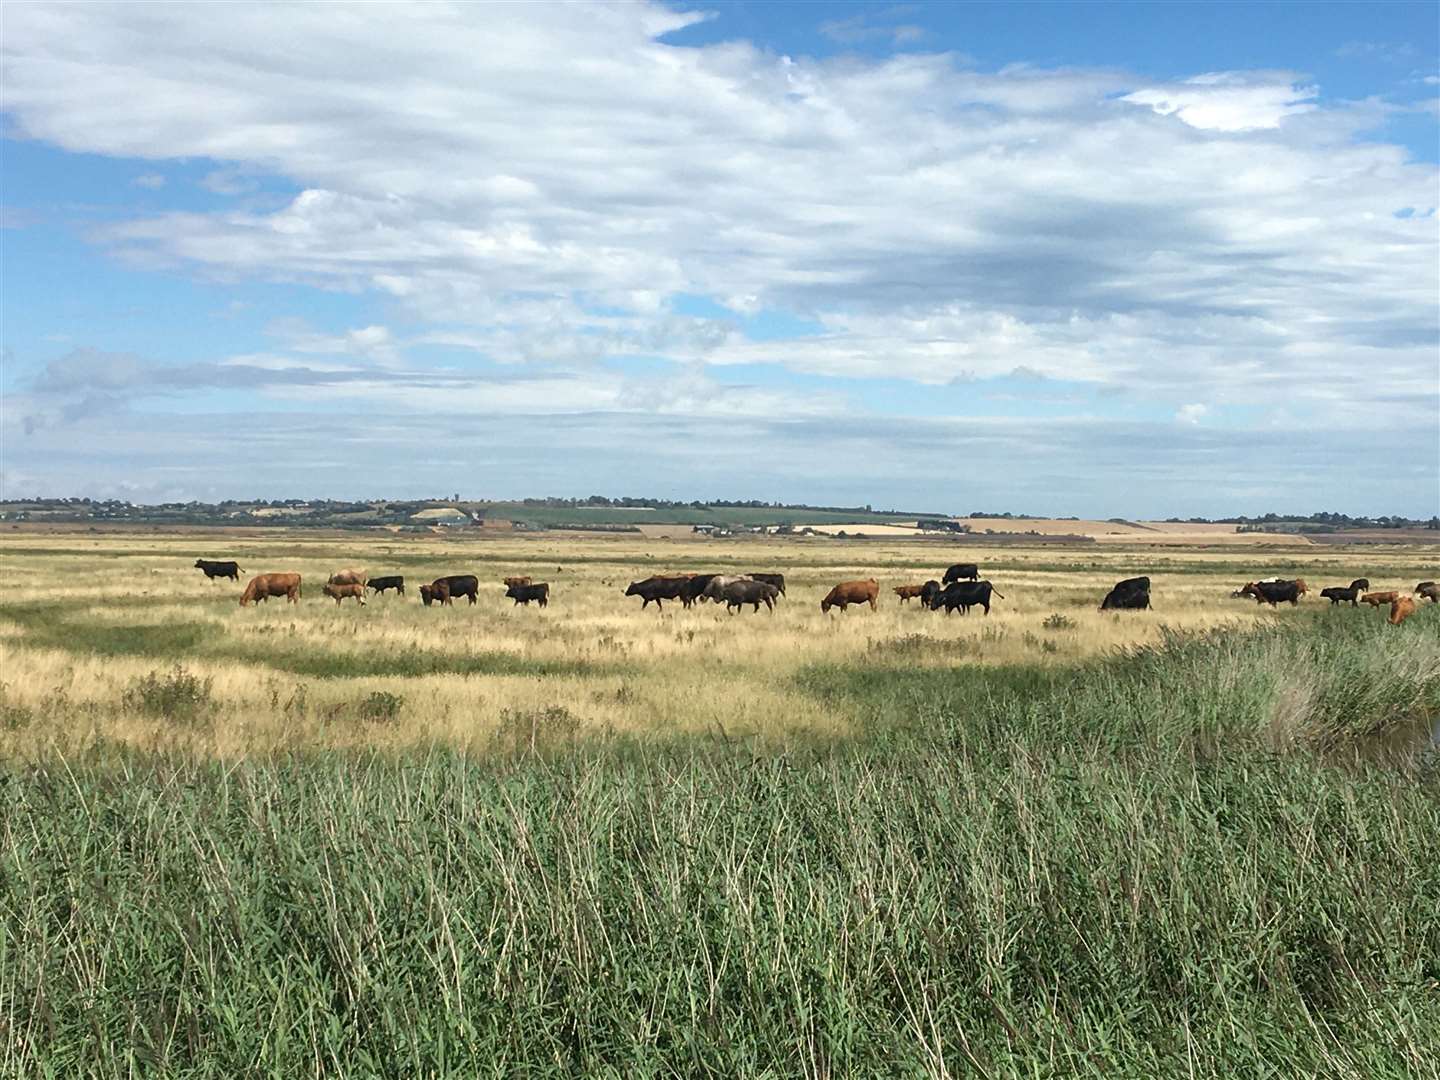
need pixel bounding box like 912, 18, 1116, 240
942, 562, 980, 584
919, 580, 943, 608
431, 575, 479, 605
1320, 586, 1360, 607
194, 559, 242, 581
682, 574, 720, 608
748, 573, 786, 596
1416, 581, 1438, 603
1242, 580, 1300, 606
719, 580, 780, 613
1101, 577, 1152, 611
506, 582, 549, 607
930, 579, 1004, 615
625, 576, 688, 611
367, 575, 405, 596
1349, 579, 1370, 593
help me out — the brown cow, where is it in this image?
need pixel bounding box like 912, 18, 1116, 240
420, 581, 452, 607
893, 584, 927, 604
1389, 596, 1417, 625
1294, 578, 1309, 598
1361, 591, 1400, 607
328, 568, 367, 587
502, 576, 532, 588
821, 579, 879, 613
240, 573, 302, 606
323, 582, 367, 606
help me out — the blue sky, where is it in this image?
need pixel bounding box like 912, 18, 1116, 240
2, 1, 1436, 516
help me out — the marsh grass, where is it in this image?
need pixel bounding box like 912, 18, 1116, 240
2, 532, 1438, 1074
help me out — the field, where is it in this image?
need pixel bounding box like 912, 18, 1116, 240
3, 530, 1439, 1075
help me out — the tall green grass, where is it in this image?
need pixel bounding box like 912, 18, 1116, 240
3, 617, 1437, 1077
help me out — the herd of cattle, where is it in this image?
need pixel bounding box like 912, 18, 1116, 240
1233, 576, 1434, 625
193, 558, 1433, 625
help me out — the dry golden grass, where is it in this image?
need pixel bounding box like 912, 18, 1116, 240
1, 529, 1434, 757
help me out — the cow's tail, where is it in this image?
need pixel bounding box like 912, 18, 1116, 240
992, 589, 1006, 599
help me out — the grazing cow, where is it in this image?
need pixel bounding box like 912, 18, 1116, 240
323, 582, 367, 606
719, 580, 780, 613
431, 575, 478, 605
420, 581, 453, 607
1360, 591, 1400, 608
1389, 596, 1417, 625
893, 584, 927, 604
625, 575, 689, 611
1240, 581, 1301, 607
681, 574, 721, 608
328, 568, 368, 587
506, 582, 549, 607
942, 563, 980, 584
931, 579, 1005, 616
748, 573, 786, 596
821, 579, 880, 613
367, 575, 405, 596
1101, 576, 1152, 611
194, 559, 242, 581
1349, 579, 1370, 593
1320, 586, 1360, 607
1415, 581, 1438, 603
239, 573, 301, 606
919, 580, 944, 608
502, 576, 532, 589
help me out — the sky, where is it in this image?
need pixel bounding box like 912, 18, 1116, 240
1, 0, 1437, 517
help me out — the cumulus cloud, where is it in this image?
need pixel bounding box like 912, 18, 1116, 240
131, 172, 166, 189
0, 2, 1435, 504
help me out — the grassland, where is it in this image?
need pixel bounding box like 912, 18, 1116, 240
2, 530, 1438, 1075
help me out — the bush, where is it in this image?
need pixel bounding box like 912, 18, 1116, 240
356, 690, 404, 724
1042, 612, 1076, 630
121, 665, 213, 724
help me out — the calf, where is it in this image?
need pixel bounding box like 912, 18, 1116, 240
821, 579, 879, 613
194, 559, 242, 581
420, 581, 452, 607
328, 568, 367, 587
719, 580, 779, 613
1361, 591, 1400, 607
931, 579, 1005, 616
701, 575, 752, 602
323, 582, 367, 606
942, 563, 979, 584
1319, 586, 1360, 607
367, 575, 405, 596
506, 582, 549, 607
502, 576, 532, 589
682, 574, 721, 608
1389, 596, 1417, 625
893, 584, 927, 604
1349, 579, 1370, 593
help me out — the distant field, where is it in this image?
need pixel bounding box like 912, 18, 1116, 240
0, 529, 1434, 756
3, 529, 1438, 1076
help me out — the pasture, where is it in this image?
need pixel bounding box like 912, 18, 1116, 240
1, 530, 1433, 756
3, 529, 1439, 1076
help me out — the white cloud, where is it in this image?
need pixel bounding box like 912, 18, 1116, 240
0, 1, 1435, 504
1120, 71, 1317, 130
131, 172, 166, 189
1175, 403, 1208, 425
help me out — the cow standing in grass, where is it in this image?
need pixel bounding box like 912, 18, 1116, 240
240, 573, 301, 606
323, 582, 367, 606
821, 580, 879, 613
195, 559, 242, 581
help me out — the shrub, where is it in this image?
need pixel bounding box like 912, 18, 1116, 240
357, 690, 404, 724
121, 665, 213, 724
1042, 612, 1076, 630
